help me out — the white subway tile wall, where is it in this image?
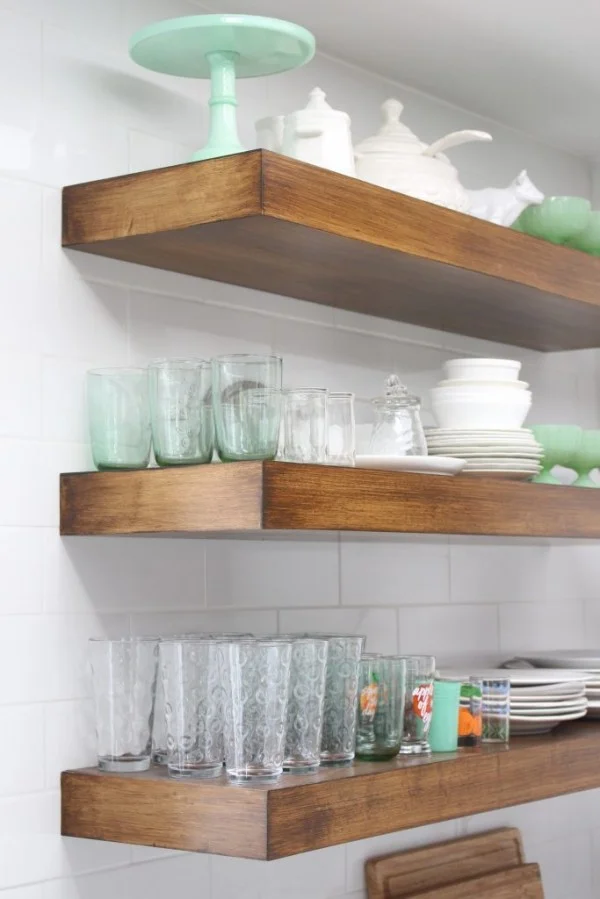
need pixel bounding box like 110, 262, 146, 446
0, 0, 599, 896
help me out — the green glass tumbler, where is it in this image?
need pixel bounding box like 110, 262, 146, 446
212, 354, 282, 461
356, 655, 406, 760
428, 678, 461, 753
149, 359, 213, 466
87, 368, 151, 471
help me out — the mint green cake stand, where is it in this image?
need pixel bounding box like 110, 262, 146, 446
129, 14, 315, 161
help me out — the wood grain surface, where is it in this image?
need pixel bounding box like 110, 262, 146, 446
366, 828, 525, 899
62, 151, 600, 351
404, 864, 543, 899
60, 462, 600, 538
61, 722, 600, 859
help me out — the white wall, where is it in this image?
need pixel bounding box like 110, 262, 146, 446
1, 0, 599, 897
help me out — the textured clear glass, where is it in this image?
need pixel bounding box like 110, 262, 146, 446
223, 640, 291, 782
280, 388, 328, 463
87, 368, 151, 470
326, 393, 356, 466
282, 638, 328, 773
89, 638, 158, 772
149, 359, 213, 466
319, 634, 364, 764
212, 354, 282, 461
160, 639, 224, 778
153, 633, 251, 764
356, 655, 406, 760
399, 655, 435, 754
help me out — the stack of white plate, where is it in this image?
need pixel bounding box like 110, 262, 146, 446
426, 428, 543, 480
513, 652, 600, 719
441, 667, 589, 735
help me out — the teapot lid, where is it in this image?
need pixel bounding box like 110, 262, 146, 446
372, 374, 420, 408
355, 99, 426, 156
292, 87, 350, 122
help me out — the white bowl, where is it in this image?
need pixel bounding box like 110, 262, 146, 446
432, 385, 531, 401
431, 392, 531, 430
437, 378, 529, 390
443, 358, 521, 382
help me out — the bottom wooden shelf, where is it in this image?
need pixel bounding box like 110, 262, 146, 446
61, 721, 600, 860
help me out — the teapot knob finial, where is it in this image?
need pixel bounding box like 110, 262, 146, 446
382, 98, 404, 123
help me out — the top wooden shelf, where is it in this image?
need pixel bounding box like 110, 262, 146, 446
62, 151, 600, 351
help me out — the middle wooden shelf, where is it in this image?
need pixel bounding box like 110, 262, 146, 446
60, 461, 600, 538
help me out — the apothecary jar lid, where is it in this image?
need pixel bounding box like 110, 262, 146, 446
372, 374, 421, 408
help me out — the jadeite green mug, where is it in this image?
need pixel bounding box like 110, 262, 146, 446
428, 679, 461, 753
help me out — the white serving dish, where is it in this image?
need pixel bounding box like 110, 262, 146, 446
517, 651, 600, 669
438, 378, 529, 390
443, 358, 522, 382
431, 391, 531, 430
354, 455, 465, 475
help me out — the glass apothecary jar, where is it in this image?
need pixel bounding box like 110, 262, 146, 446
368, 375, 427, 456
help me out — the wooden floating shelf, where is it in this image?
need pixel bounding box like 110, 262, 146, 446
60, 462, 600, 538
61, 722, 600, 860
62, 150, 600, 352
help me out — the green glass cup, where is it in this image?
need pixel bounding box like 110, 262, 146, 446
428, 679, 461, 753
212, 354, 282, 461
531, 425, 582, 484
518, 196, 590, 245
356, 655, 406, 760
565, 211, 600, 255
149, 359, 213, 466
87, 368, 151, 471
571, 429, 600, 487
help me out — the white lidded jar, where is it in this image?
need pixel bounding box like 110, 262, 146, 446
354, 98, 492, 212
281, 87, 355, 176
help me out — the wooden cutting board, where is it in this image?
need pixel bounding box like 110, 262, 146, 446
405, 863, 543, 898
366, 827, 525, 899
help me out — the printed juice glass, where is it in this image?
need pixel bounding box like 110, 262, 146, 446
399, 655, 435, 754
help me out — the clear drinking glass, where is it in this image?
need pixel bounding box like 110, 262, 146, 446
212, 355, 282, 461
160, 639, 224, 778
87, 368, 151, 470
356, 655, 406, 760
282, 637, 329, 774
89, 637, 159, 772
400, 655, 435, 754
280, 388, 328, 463
223, 639, 292, 782
319, 634, 365, 764
149, 359, 213, 466
327, 393, 356, 466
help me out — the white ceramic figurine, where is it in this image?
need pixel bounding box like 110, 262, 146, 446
467, 170, 544, 226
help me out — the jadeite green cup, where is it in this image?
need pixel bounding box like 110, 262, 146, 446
566, 211, 600, 255
571, 429, 600, 487
518, 197, 590, 245
428, 679, 461, 753
531, 425, 582, 484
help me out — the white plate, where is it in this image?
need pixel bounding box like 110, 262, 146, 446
443, 667, 589, 686
510, 710, 587, 734
463, 461, 541, 470
428, 449, 543, 458
518, 651, 600, 669
511, 709, 587, 722
354, 455, 466, 475
426, 428, 532, 435
509, 692, 586, 703
510, 702, 588, 714
510, 683, 587, 697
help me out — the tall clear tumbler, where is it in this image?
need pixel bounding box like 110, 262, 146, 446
283, 637, 328, 773
223, 640, 292, 782
280, 388, 328, 463
400, 655, 435, 754
212, 355, 282, 461
356, 655, 406, 760
89, 638, 159, 772
149, 359, 213, 465
160, 639, 224, 778
319, 634, 365, 764
87, 368, 151, 470
327, 392, 356, 466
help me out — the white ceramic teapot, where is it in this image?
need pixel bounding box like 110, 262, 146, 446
354, 99, 492, 212
280, 87, 355, 176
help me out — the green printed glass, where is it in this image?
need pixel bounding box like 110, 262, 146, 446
87, 368, 151, 471
149, 359, 213, 466
356, 655, 406, 760
212, 355, 282, 461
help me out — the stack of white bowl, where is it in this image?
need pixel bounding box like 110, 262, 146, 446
428, 358, 543, 480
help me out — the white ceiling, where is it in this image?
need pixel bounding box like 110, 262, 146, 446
205, 0, 600, 159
